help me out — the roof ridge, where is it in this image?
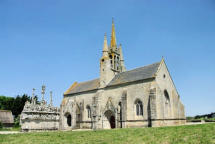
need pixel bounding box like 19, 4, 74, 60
118, 61, 160, 74
78, 78, 99, 84
65, 61, 161, 95
107, 61, 160, 86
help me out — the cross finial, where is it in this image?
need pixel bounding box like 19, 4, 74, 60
32, 88, 36, 104
32, 88, 35, 97
50, 91, 53, 106
110, 18, 117, 48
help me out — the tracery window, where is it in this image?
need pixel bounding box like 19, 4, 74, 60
135, 100, 143, 116
86, 105, 91, 118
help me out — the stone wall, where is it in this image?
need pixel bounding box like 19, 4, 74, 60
153, 59, 186, 126
0, 110, 14, 127
60, 60, 186, 130
60, 80, 154, 130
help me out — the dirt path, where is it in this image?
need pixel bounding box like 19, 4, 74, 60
0, 131, 21, 134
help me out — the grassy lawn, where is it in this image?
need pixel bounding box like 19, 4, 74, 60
0, 127, 21, 131
0, 123, 215, 144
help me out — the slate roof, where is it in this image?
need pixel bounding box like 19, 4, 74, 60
65, 62, 160, 95
66, 78, 100, 95
108, 62, 160, 86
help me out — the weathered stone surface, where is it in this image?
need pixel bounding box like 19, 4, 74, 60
60, 22, 186, 130
0, 110, 14, 127
20, 101, 60, 131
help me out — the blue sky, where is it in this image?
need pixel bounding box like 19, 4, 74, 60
0, 0, 214, 116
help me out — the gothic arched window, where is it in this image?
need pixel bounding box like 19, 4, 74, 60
164, 90, 170, 118
86, 105, 91, 118
164, 90, 170, 104
135, 100, 143, 116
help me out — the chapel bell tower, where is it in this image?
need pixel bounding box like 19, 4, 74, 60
100, 19, 126, 88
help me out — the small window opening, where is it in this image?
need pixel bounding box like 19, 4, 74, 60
135, 100, 143, 116
86, 106, 91, 118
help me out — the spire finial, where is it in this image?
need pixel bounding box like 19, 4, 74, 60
102, 33, 109, 57
119, 44, 126, 72
110, 18, 117, 48
104, 32, 107, 40
161, 56, 165, 62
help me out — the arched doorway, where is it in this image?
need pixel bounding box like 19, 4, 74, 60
104, 110, 116, 129
64, 113, 72, 127
67, 114, 72, 126
110, 115, 115, 128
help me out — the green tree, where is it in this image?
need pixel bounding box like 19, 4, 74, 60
0, 94, 34, 118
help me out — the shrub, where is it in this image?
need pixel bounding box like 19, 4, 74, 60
186, 119, 202, 122
14, 115, 20, 127
0, 121, 2, 129
205, 119, 215, 122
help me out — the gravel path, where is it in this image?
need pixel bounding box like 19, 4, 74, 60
0, 131, 21, 134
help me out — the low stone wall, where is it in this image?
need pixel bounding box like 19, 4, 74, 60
126, 121, 149, 128
125, 119, 186, 128
150, 119, 186, 127
79, 121, 92, 129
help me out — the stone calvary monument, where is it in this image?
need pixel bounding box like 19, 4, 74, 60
20, 86, 60, 131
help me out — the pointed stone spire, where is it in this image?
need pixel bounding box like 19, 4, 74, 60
110, 18, 117, 48
100, 32, 115, 88
102, 33, 109, 58
50, 91, 53, 106
119, 44, 124, 61
119, 44, 126, 72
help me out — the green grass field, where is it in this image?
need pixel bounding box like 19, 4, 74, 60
0, 123, 215, 144
0, 127, 20, 131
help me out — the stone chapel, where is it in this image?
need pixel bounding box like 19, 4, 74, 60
60, 20, 185, 130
